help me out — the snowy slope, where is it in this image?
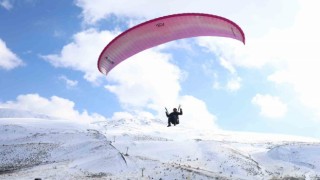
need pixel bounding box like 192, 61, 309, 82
95, 118, 320, 179
1, 108, 320, 179
0, 109, 127, 179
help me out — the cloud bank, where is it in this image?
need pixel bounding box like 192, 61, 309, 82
0, 94, 106, 123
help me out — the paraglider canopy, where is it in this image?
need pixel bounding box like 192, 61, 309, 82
98, 13, 245, 76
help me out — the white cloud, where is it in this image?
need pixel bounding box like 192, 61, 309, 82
265, 1, 320, 119
0, 38, 24, 70
0, 94, 106, 123
218, 57, 242, 92
226, 77, 242, 92
41, 29, 118, 83
252, 94, 287, 119
219, 57, 236, 74
211, 74, 242, 92
105, 49, 181, 110
59, 75, 78, 88
197, 36, 280, 70
212, 73, 221, 90
178, 95, 218, 130
201, 57, 241, 92
0, 0, 12, 10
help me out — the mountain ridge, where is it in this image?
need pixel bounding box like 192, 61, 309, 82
1, 108, 320, 179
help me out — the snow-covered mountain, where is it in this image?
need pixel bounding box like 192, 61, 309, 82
0, 108, 56, 119
1, 108, 320, 179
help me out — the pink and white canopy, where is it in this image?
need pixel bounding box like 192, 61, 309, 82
98, 13, 245, 76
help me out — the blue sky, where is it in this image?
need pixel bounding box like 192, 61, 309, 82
1, 0, 320, 138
